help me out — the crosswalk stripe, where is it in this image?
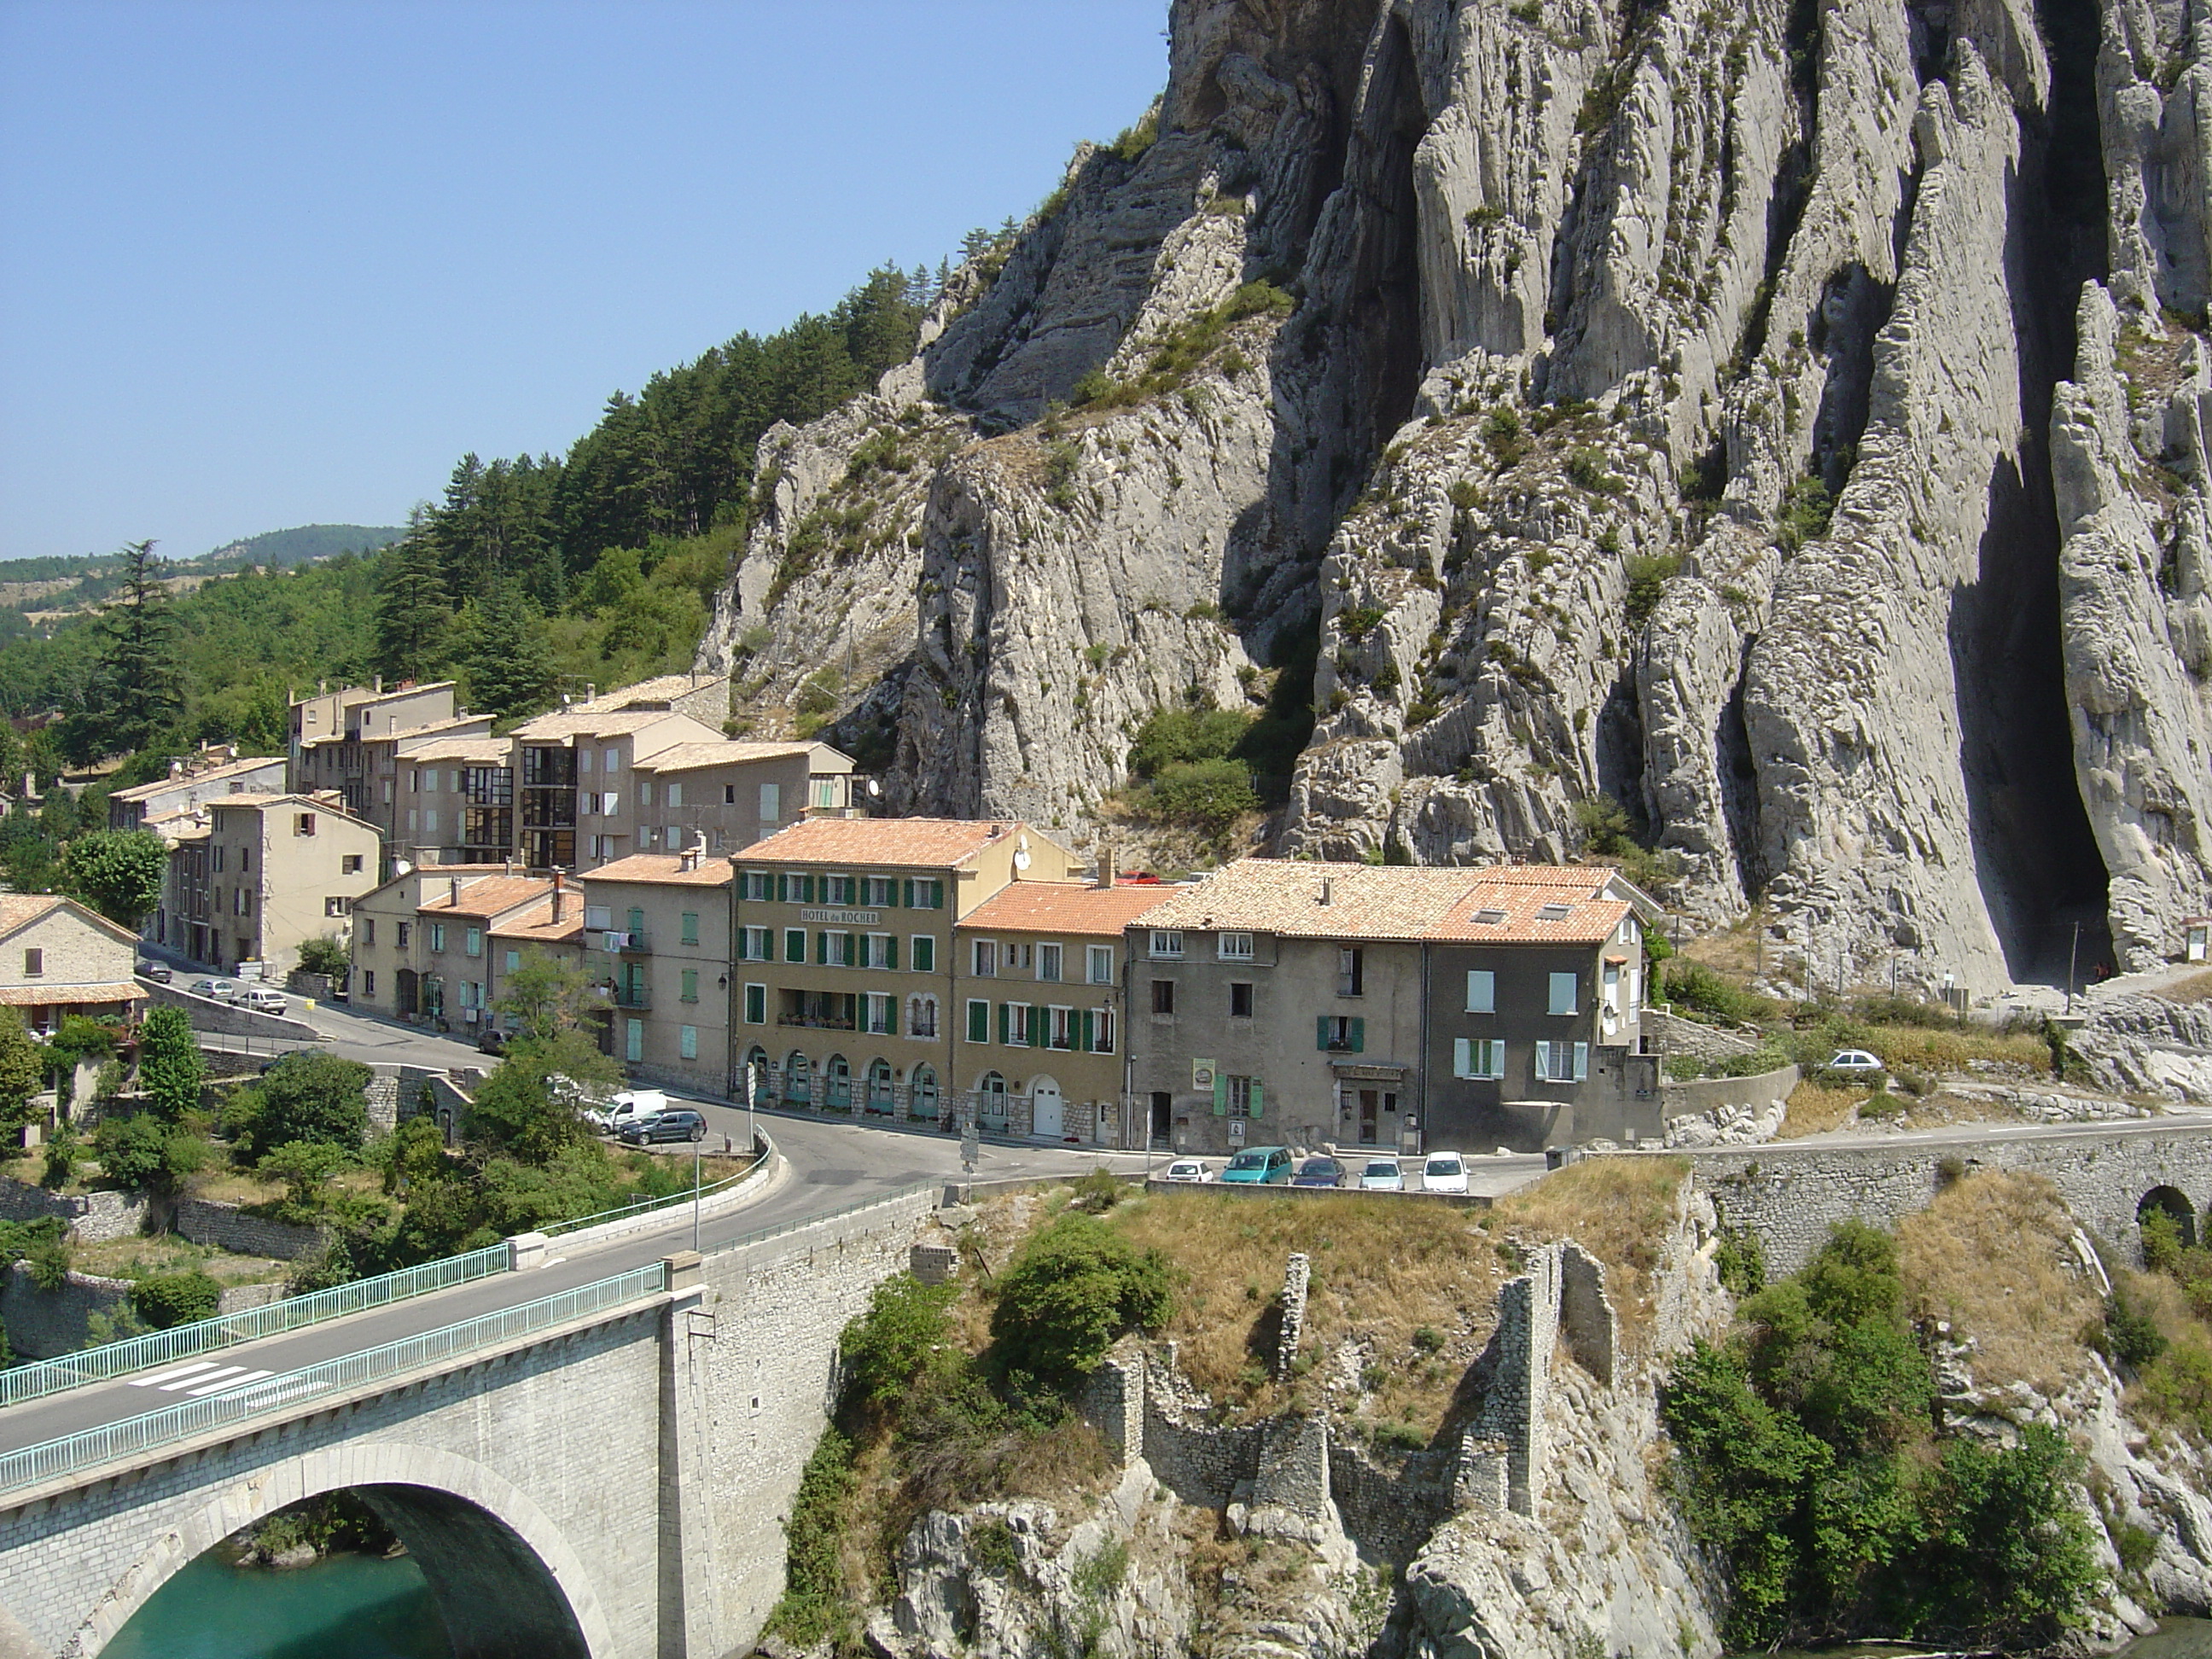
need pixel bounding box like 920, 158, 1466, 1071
181, 1369, 272, 1396
129, 1361, 224, 1388
160, 1365, 244, 1392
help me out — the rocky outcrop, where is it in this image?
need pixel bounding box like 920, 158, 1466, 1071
2069, 992, 2212, 1100
701, 0, 2212, 987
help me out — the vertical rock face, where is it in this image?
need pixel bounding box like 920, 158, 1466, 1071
701, 0, 2212, 988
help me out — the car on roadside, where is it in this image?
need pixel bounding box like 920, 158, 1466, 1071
1290, 1155, 1345, 1189
134, 958, 172, 984
1219, 1145, 1294, 1185
1160, 1158, 1211, 1183
617, 1108, 707, 1145
476, 1026, 509, 1056
1421, 1152, 1470, 1195
189, 978, 242, 1003
238, 987, 288, 1015
1825, 1049, 1886, 1075
1358, 1157, 1404, 1191
590, 1088, 671, 1133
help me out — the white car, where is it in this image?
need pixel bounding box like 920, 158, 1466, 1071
590, 1089, 670, 1133
1421, 1152, 1470, 1195
1160, 1158, 1211, 1184
238, 987, 288, 1015
189, 978, 242, 1003
1359, 1157, 1405, 1191
1826, 1049, 1887, 1075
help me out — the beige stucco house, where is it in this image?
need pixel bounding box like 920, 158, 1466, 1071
0, 895, 145, 1034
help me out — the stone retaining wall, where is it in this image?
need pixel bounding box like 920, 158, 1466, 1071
1643, 1009, 1761, 1062
145, 982, 322, 1044
1660, 1064, 1800, 1120
0, 1179, 150, 1244
0, 1261, 280, 1358
174, 1197, 326, 1261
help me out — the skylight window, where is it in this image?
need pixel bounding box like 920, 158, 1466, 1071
1470, 907, 1509, 925
1537, 903, 1573, 921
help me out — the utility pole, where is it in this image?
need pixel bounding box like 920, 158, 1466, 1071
2067, 920, 2081, 1015
691, 1133, 702, 1254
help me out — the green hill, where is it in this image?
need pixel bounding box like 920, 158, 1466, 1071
196, 524, 405, 568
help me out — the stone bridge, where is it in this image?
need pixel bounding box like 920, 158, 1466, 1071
1677, 1120, 2212, 1275
0, 1191, 935, 1659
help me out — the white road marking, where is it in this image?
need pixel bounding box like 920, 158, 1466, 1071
129, 1361, 224, 1388
182, 1369, 271, 1396
160, 1365, 244, 1392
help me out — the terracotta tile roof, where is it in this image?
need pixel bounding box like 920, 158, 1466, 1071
584, 853, 734, 888
490, 896, 586, 943
961, 882, 1178, 937
0, 981, 142, 1007
509, 709, 719, 742
0, 895, 64, 933
396, 735, 508, 763
1423, 883, 1633, 946
110, 755, 286, 802
739, 817, 1061, 870
304, 713, 486, 749
573, 674, 725, 712
634, 740, 836, 773
417, 876, 556, 918
1126, 860, 1490, 941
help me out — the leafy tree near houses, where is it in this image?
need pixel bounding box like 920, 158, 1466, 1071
988, 1211, 1173, 1388
59, 829, 166, 926
0, 1006, 48, 1134
228, 1052, 371, 1156
493, 947, 597, 1040
136, 1006, 204, 1118
295, 935, 350, 980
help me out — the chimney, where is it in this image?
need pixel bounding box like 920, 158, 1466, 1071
168, 759, 183, 777
373, 674, 383, 694
448, 876, 461, 908
504, 859, 515, 877
1095, 845, 1116, 889
551, 871, 566, 923
1319, 876, 1334, 906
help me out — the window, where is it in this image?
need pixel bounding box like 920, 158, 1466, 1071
1000, 1003, 1031, 1046
907, 878, 944, 910
666, 782, 683, 809
725, 784, 736, 806
972, 939, 998, 977
863, 933, 897, 969
504, 950, 520, 972
1087, 945, 1113, 984
1454, 1038, 1506, 1080
783, 928, 806, 963
1218, 932, 1254, 960
585, 905, 612, 931
1465, 969, 1495, 1013
429, 923, 446, 952
459, 981, 480, 1010
910, 935, 935, 973
362, 969, 375, 997
681, 911, 700, 946
1537, 902, 1573, 922
1036, 943, 1062, 981
864, 993, 894, 1035
1225, 1075, 1258, 1118
825, 874, 856, 905
1046, 1006, 1076, 1049
1548, 971, 1579, 1016
325, 897, 349, 917
819, 930, 854, 966
680, 1025, 699, 1060
864, 876, 898, 906
465, 927, 481, 957
637, 782, 654, 808
1150, 980, 1175, 1016
758, 783, 781, 821
1150, 929, 1184, 959
1536, 1040, 1590, 1082
812, 778, 840, 809
364, 920, 376, 946
965, 998, 991, 1043
743, 870, 772, 901
627, 906, 646, 936
294, 812, 316, 835
1338, 947, 1365, 997
21, 948, 40, 978
626, 1018, 643, 1063
423, 809, 439, 835
212, 846, 225, 872
681, 969, 699, 1004
579, 748, 593, 772
241, 847, 251, 872
602, 748, 621, 774
1230, 981, 1254, 1018
742, 927, 771, 961
341, 854, 364, 875
397, 922, 411, 947
908, 995, 938, 1038
1318, 1015, 1365, 1052
744, 983, 766, 1023
1093, 1007, 1115, 1054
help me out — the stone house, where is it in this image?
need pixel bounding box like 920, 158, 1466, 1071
0, 895, 144, 1035
389, 736, 515, 868
508, 707, 725, 873
159, 794, 383, 976
732, 818, 1083, 1123
107, 748, 288, 832
288, 680, 492, 840
581, 847, 733, 1093
486, 888, 589, 1028
950, 875, 1162, 1146
349, 867, 570, 1028
631, 740, 857, 858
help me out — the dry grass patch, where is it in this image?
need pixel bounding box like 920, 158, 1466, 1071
2156, 970, 2212, 1004
1493, 1155, 1687, 1341
70, 1232, 288, 1288
1896, 1170, 2101, 1396
1868, 1022, 2049, 1074
1777, 1078, 1864, 1138
1676, 912, 1771, 978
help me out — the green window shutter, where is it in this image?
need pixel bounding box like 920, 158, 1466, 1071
745, 984, 765, 1023
627, 907, 645, 935
998, 1003, 1010, 1045
886, 881, 900, 907
1316, 1016, 1330, 1051
1350, 1017, 1365, 1053
967, 999, 988, 1043
776, 872, 789, 903
903, 878, 915, 907
1249, 1083, 1263, 1120
1028, 1005, 1045, 1048
783, 928, 803, 963
887, 936, 899, 970
914, 935, 934, 972
682, 969, 698, 1001
1080, 1010, 1094, 1052
1575, 1041, 1589, 1081
1212, 1073, 1227, 1115
1455, 1037, 1471, 1077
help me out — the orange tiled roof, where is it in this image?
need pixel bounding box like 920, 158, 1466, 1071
1126, 860, 1490, 941
739, 818, 1058, 870
417, 876, 556, 918
0, 895, 65, 933
634, 741, 827, 772
489, 895, 586, 943
960, 882, 1179, 938
1423, 882, 1633, 946
0, 981, 141, 1006
585, 853, 734, 888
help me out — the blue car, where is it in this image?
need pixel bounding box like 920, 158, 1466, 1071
1220, 1146, 1293, 1185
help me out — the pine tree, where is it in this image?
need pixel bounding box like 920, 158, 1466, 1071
137, 1006, 205, 1120
374, 515, 453, 683
77, 540, 183, 757
454, 583, 556, 719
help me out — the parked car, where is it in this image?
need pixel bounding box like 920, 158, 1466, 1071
590, 1088, 670, 1133
238, 987, 288, 1015
1289, 1155, 1345, 1189
1358, 1157, 1405, 1191
134, 958, 172, 984
1825, 1049, 1886, 1076
1219, 1145, 1294, 1185
188, 978, 242, 1003
1421, 1152, 1470, 1195
617, 1108, 707, 1145
476, 1025, 509, 1056
1160, 1158, 1211, 1184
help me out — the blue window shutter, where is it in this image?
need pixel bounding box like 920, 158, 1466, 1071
1316, 1016, 1330, 1051
1351, 1017, 1365, 1053
1212, 1073, 1227, 1115
1575, 1041, 1589, 1081
1455, 1037, 1471, 1077
1249, 1082, 1263, 1119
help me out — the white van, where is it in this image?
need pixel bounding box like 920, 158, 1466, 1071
591, 1089, 670, 1133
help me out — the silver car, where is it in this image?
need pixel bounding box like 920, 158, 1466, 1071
189, 978, 242, 1003
1161, 1158, 1211, 1184
1358, 1157, 1404, 1191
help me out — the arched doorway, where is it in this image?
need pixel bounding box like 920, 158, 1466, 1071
740, 1046, 769, 1106
865, 1059, 895, 1115
824, 1054, 852, 1111
782, 1051, 812, 1104
976, 1071, 1008, 1130
2140, 1186, 2197, 1258
1029, 1074, 1064, 1140
909, 1064, 940, 1122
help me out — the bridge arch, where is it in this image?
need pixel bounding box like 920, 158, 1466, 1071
73, 1442, 614, 1659
2139, 1185, 2198, 1254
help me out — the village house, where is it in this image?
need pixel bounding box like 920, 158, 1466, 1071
347, 866, 570, 1027
154, 794, 382, 976
581, 845, 732, 1093
107, 746, 288, 833
0, 895, 145, 1036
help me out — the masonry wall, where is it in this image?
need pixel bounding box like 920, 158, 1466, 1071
1660, 1063, 1800, 1122
143, 981, 322, 1043
174, 1197, 326, 1260
0, 1179, 148, 1243
1, 1261, 282, 1358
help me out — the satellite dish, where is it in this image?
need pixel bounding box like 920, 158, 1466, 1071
1013, 847, 1032, 871
866, 778, 882, 798
393, 859, 413, 876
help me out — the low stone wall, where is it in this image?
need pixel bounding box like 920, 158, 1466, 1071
175, 1197, 326, 1261
146, 982, 323, 1044
1, 1261, 284, 1358
0, 1179, 151, 1244
1643, 1008, 1761, 1063
1661, 1063, 1800, 1120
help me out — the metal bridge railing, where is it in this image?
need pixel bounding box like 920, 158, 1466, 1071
538, 1143, 768, 1240
0, 1261, 668, 1497
0, 1243, 513, 1413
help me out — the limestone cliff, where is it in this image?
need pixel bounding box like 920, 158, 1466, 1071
700, 0, 2212, 989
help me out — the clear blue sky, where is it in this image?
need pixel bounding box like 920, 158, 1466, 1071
0, 0, 1168, 563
